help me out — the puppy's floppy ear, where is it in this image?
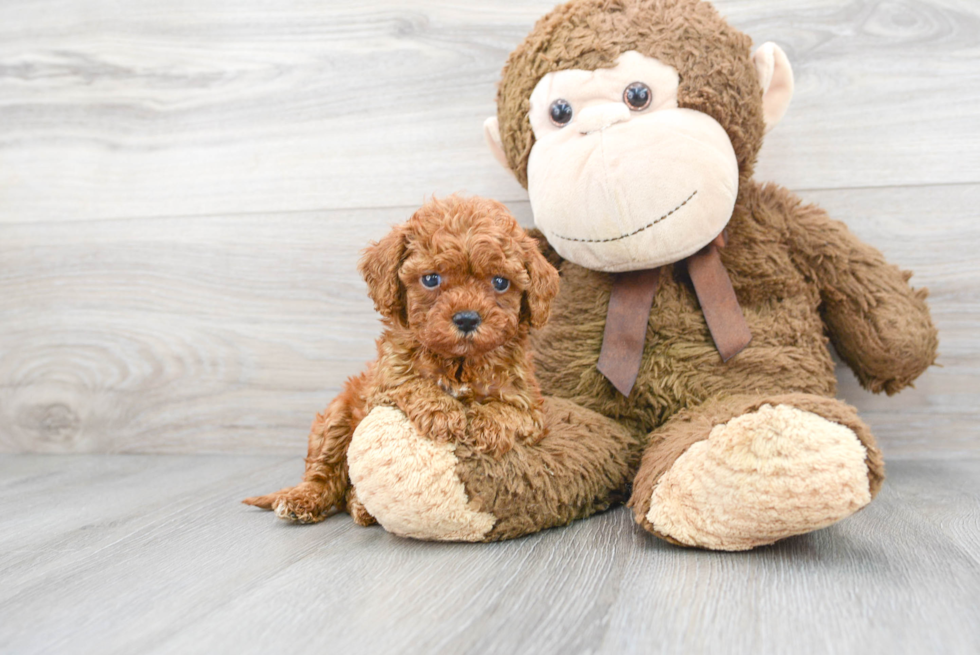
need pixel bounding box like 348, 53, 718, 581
519, 230, 561, 328
359, 223, 410, 326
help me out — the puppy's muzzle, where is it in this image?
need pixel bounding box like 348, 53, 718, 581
453, 311, 481, 334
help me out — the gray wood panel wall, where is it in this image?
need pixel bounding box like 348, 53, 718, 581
2, 0, 978, 456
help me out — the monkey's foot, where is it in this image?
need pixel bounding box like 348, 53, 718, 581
643, 404, 873, 551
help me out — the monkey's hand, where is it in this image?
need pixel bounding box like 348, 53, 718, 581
786, 195, 938, 395
823, 273, 937, 395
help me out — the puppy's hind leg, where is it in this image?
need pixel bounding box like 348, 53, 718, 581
345, 486, 377, 527
243, 370, 372, 524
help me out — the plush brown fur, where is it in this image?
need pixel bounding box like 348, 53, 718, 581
494, 0, 938, 547
456, 396, 641, 541
244, 195, 571, 525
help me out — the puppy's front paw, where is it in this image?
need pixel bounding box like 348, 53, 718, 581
409, 406, 467, 443
466, 403, 542, 458
467, 409, 518, 458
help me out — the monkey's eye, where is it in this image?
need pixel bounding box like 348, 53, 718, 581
549, 99, 573, 126
491, 276, 510, 292
624, 82, 652, 111
420, 273, 441, 289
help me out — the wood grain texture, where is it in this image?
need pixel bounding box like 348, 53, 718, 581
2, 185, 976, 456
0, 0, 979, 223
1, 454, 978, 655
1, 0, 978, 456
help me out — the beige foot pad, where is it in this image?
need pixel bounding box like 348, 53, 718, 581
647, 404, 872, 551
347, 406, 495, 541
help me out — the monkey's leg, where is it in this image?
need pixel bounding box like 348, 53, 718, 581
243, 370, 372, 524
346, 398, 641, 541
463, 396, 642, 541
628, 393, 884, 551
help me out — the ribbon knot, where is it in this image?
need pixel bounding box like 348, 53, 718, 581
596, 232, 752, 396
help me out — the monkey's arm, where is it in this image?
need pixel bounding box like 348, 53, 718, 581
785, 200, 938, 395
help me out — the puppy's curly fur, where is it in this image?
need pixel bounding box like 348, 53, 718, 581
243, 196, 560, 524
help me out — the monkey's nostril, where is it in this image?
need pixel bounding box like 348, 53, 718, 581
453, 311, 481, 334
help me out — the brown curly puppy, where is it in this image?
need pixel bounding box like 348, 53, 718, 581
243, 195, 561, 525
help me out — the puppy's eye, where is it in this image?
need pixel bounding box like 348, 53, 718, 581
624, 82, 652, 111
491, 276, 510, 292
549, 99, 573, 126
420, 273, 441, 289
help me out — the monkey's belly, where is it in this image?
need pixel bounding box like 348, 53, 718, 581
347, 406, 496, 541
531, 264, 837, 433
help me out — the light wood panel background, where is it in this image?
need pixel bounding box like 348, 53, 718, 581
1, 0, 978, 456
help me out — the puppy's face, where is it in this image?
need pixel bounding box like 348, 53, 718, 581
360, 197, 559, 359
399, 235, 526, 359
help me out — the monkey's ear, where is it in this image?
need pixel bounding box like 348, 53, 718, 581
752, 42, 795, 133
520, 231, 561, 329
358, 224, 410, 327
483, 116, 512, 172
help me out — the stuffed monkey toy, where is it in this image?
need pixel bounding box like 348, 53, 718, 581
483, 0, 938, 550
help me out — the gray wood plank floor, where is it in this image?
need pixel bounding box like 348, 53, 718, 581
1, 454, 978, 655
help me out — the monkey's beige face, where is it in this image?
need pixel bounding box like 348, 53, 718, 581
525, 51, 739, 272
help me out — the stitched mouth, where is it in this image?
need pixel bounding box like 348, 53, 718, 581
548, 190, 697, 244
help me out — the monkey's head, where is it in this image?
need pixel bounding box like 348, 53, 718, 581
485, 0, 794, 272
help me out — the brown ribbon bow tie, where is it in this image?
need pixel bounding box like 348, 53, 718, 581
596, 232, 752, 396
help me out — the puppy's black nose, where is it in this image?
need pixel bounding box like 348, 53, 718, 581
453, 311, 481, 334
